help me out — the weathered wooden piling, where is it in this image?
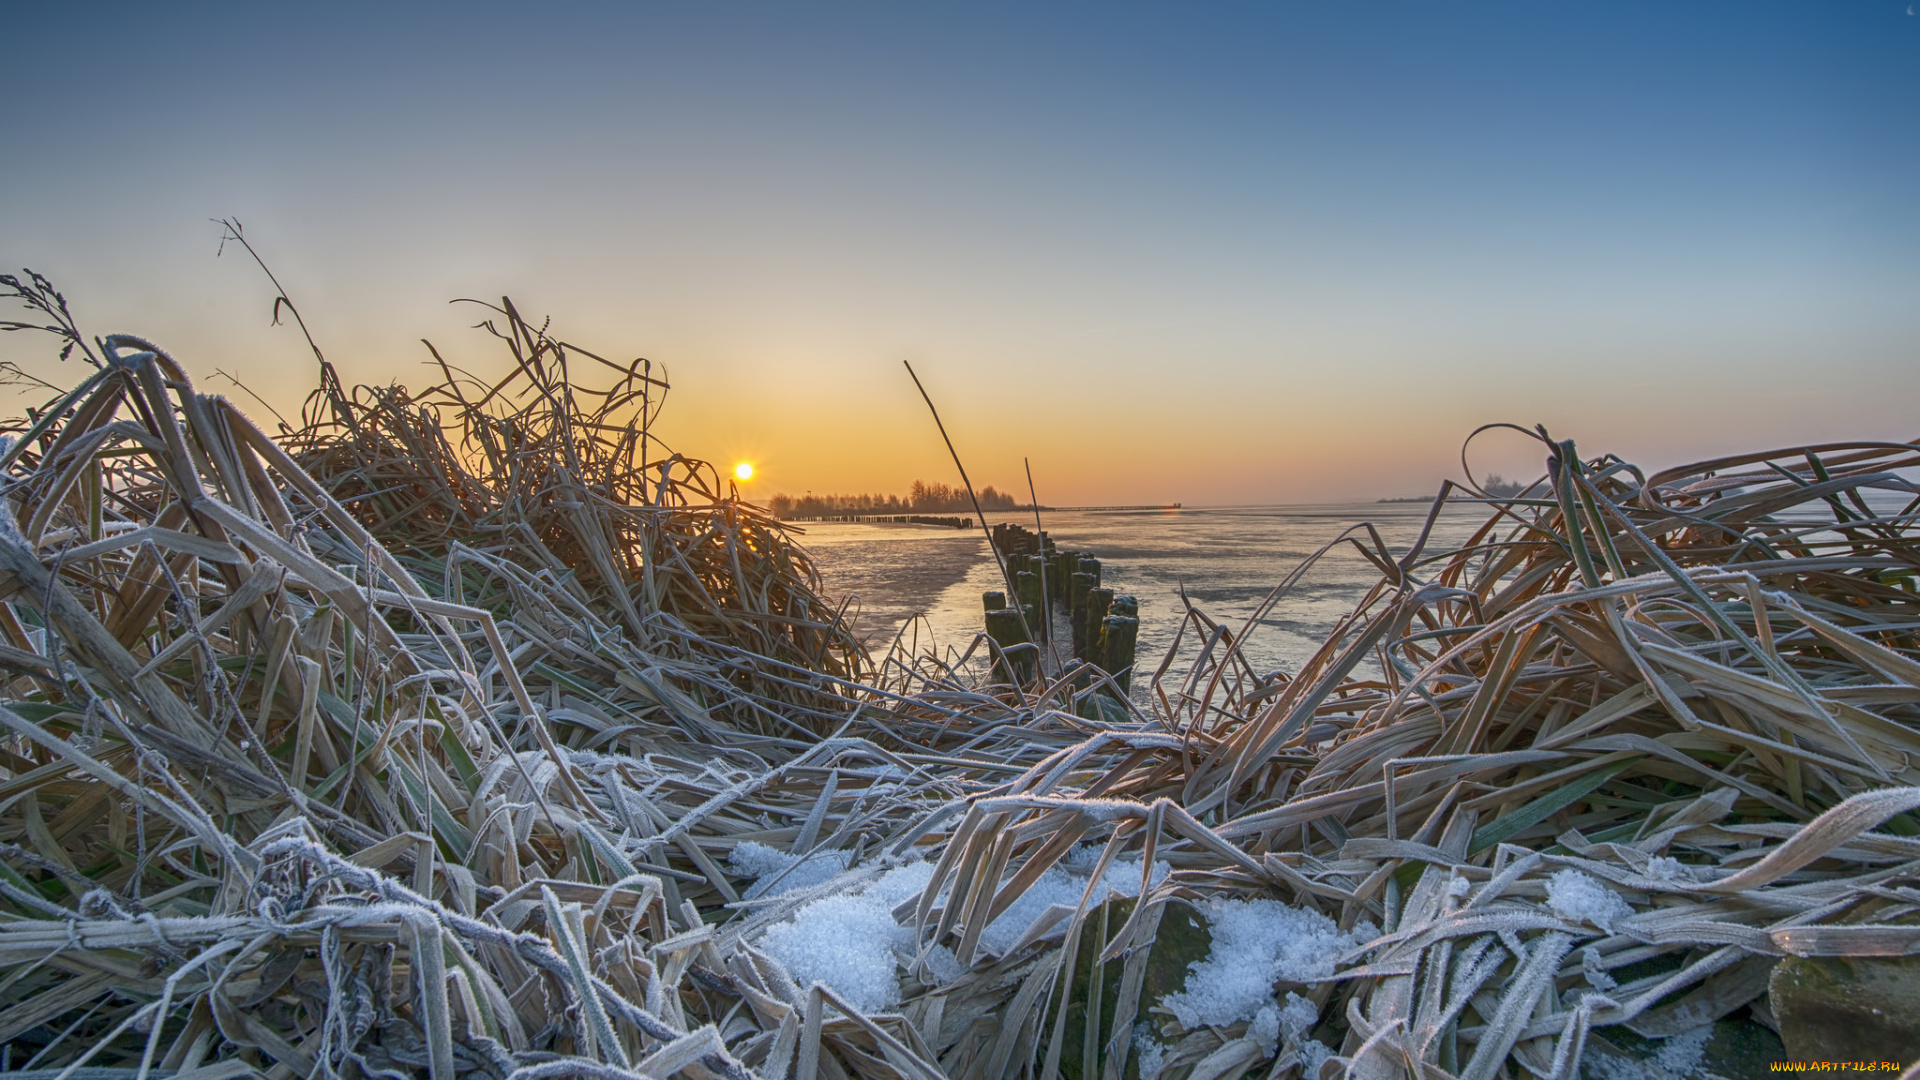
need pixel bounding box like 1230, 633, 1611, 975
1015, 570, 1046, 641
984, 606, 1034, 684
1084, 586, 1113, 667
985, 523, 1138, 687
1069, 571, 1097, 654
1103, 613, 1138, 694
990, 521, 1049, 557
1050, 550, 1075, 602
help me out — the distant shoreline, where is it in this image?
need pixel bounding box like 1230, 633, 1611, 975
778, 502, 1181, 523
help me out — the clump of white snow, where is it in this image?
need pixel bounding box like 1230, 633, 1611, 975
728, 839, 797, 878
754, 861, 934, 1013
1240, 993, 1321, 1060
1133, 1023, 1168, 1079
729, 840, 852, 898
752, 845, 1168, 1012
977, 847, 1169, 956
1247, 1003, 1282, 1053
1644, 855, 1690, 882
922, 943, 967, 986
1277, 991, 1318, 1043
1159, 899, 1364, 1030
1580, 946, 1618, 991
1583, 1025, 1715, 1080
1546, 868, 1634, 933
1649, 1027, 1714, 1076
1297, 1038, 1335, 1078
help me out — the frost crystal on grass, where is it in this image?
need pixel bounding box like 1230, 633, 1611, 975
1546, 868, 1634, 933
1160, 899, 1360, 1029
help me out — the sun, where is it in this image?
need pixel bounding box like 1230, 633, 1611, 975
734, 462, 754, 481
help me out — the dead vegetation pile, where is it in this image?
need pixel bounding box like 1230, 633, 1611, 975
281, 298, 866, 742
0, 268, 1915, 1080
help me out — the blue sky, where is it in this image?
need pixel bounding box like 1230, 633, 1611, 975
4, 2, 1916, 502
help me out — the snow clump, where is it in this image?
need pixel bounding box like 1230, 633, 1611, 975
1644, 855, 1690, 882
729, 840, 852, 899
1297, 1038, 1336, 1079
1247, 1004, 1281, 1053
977, 846, 1170, 956
1582, 1024, 1716, 1080
1278, 991, 1318, 1043
755, 861, 933, 1013
1132, 1023, 1168, 1079
751, 844, 1169, 1013
1546, 868, 1634, 933
1160, 899, 1367, 1030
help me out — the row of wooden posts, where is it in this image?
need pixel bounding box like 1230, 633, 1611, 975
980, 529, 1139, 710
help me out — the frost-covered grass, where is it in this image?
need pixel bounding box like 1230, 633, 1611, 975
1, 269, 1914, 1080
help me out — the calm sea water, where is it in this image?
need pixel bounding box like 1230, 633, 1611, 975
798, 502, 1493, 682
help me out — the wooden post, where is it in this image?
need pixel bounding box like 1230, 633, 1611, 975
1069, 571, 1096, 656
1103, 614, 1138, 695
1016, 571, 1046, 642
1084, 587, 1113, 670
984, 607, 1032, 685
1051, 551, 1076, 602
983, 590, 1006, 612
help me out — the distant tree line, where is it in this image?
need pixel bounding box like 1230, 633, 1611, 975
767, 481, 1023, 520
1481, 474, 1529, 498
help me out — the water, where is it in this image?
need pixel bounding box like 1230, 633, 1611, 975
798, 501, 1492, 681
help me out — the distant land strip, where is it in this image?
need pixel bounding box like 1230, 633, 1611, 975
777, 504, 1180, 524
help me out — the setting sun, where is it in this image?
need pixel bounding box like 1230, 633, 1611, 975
734, 462, 754, 481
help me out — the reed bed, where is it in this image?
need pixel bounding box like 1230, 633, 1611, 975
0, 272, 1915, 1080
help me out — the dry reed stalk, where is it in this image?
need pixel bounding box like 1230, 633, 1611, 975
904, 431, 1920, 1079
2, 269, 1917, 1080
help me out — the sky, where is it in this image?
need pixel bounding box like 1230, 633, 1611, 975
3, 2, 1916, 505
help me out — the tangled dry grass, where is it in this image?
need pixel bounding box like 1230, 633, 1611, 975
0, 269, 1916, 1080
